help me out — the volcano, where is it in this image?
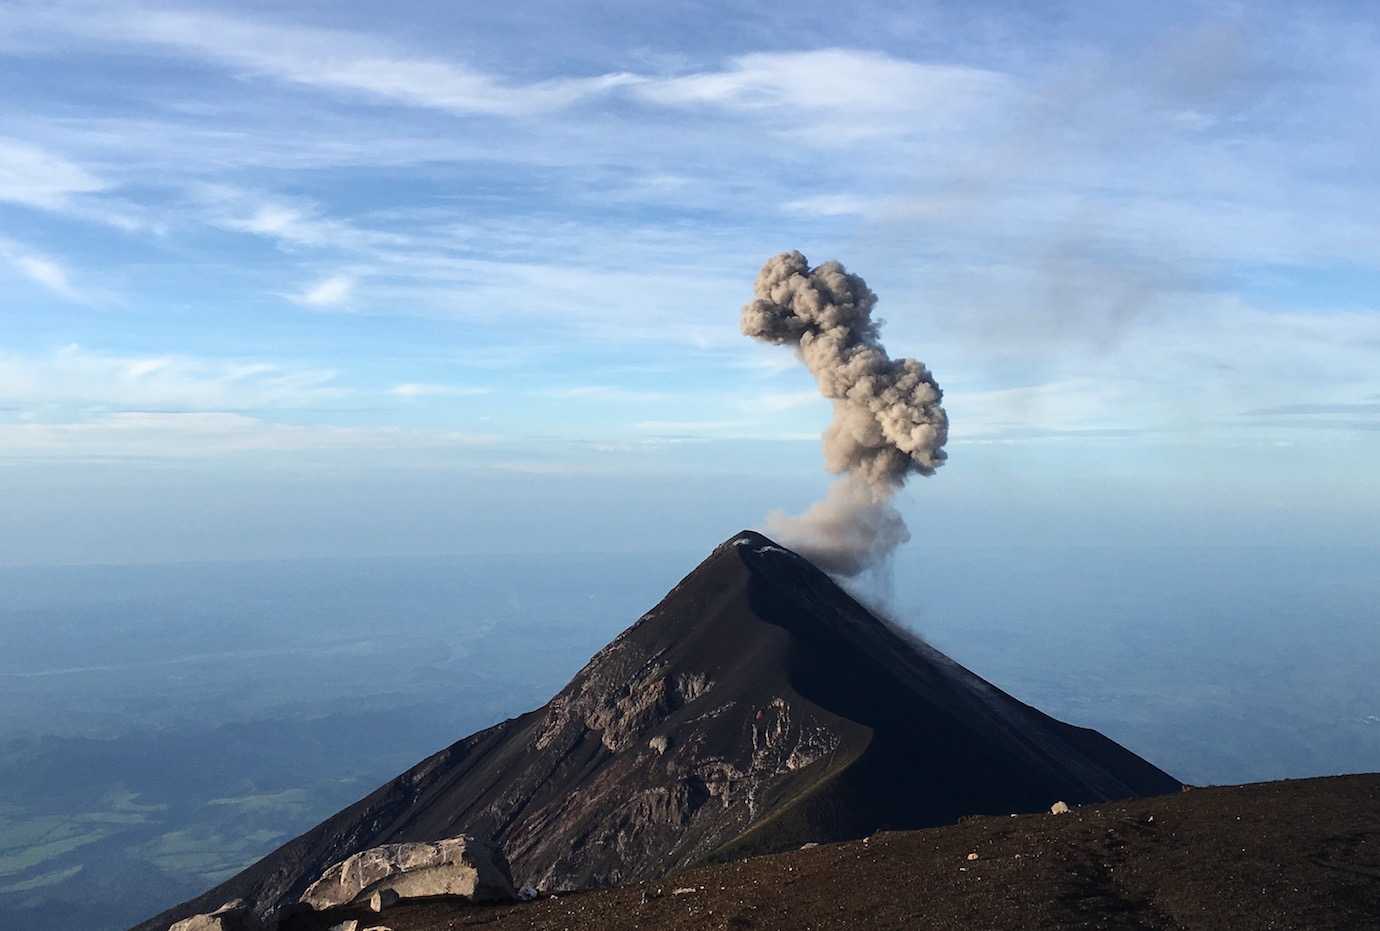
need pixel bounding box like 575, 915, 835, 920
136, 531, 1179, 931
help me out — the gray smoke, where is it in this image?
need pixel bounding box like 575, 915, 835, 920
742, 250, 948, 575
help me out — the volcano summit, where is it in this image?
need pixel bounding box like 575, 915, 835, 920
137, 531, 1178, 931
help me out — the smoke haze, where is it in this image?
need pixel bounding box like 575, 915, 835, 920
742, 250, 948, 575
764, 475, 909, 577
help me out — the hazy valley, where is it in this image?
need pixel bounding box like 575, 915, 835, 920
2, 541, 1376, 929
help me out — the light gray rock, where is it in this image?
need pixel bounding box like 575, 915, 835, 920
300, 836, 515, 911
169, 899, 249, 931
1050, 800, 1070, 815
369, 888, 400, 912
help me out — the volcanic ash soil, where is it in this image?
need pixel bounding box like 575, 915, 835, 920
283, 772, 1380, 931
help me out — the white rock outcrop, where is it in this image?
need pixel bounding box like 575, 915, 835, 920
170, 899, 249, 931
1050, 800, 1071, 815
300, 836, 514, 911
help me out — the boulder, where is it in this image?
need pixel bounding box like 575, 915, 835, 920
170, 899, 250, 931
300, 836, 514, 911
1050, 801, 1071, 815
368, 888, 399, 912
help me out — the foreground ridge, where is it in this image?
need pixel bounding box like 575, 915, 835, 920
137, 530, 1179, 930
281, 774, 1380, 931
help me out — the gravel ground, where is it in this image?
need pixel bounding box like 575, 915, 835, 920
285, 773, 1380, 931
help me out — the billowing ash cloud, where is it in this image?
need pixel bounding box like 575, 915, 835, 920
742, 250, 948, 575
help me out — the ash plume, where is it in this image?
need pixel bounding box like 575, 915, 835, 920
742, 250, 948, 575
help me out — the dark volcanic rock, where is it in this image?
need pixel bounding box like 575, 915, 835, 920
135, 530, 1178, 931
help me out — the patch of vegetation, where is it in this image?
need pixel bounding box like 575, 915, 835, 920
141, 826, 289, 883
205, 787, 309, 814
0, 864, 84, 894
0, 815, 116, 876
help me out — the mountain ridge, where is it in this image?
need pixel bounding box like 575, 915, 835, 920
135, 530, 1179, 931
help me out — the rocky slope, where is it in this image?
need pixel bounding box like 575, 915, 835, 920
136, 530, 1179, 930
283, 773, 1380, 931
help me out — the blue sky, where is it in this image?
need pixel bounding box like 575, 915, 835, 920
2, 0, 1378, 564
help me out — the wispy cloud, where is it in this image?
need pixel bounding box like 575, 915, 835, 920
198, 186, 407, 251
17, 6, 1009, 137
0, 137, 150, 230
781, 194, 875, 217
631, 419, 814, 442
1241, 401, 1380, 418
541, 385, 668, 402
22, 6, 640, 117
945, 380, 1139, 439
0, 137, 106, 210
13, 253, 77, 297
388, 383, 490, 398
0, 411, 498, 461
295, 274, 356, 307
0, 1, 1378, 472
0, 237, 87, 300
0, 345, 347, 411
635, 50, 1010, 132
938, 296, 1380, 441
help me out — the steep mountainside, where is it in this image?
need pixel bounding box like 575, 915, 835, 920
137, 531, 1178, 931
